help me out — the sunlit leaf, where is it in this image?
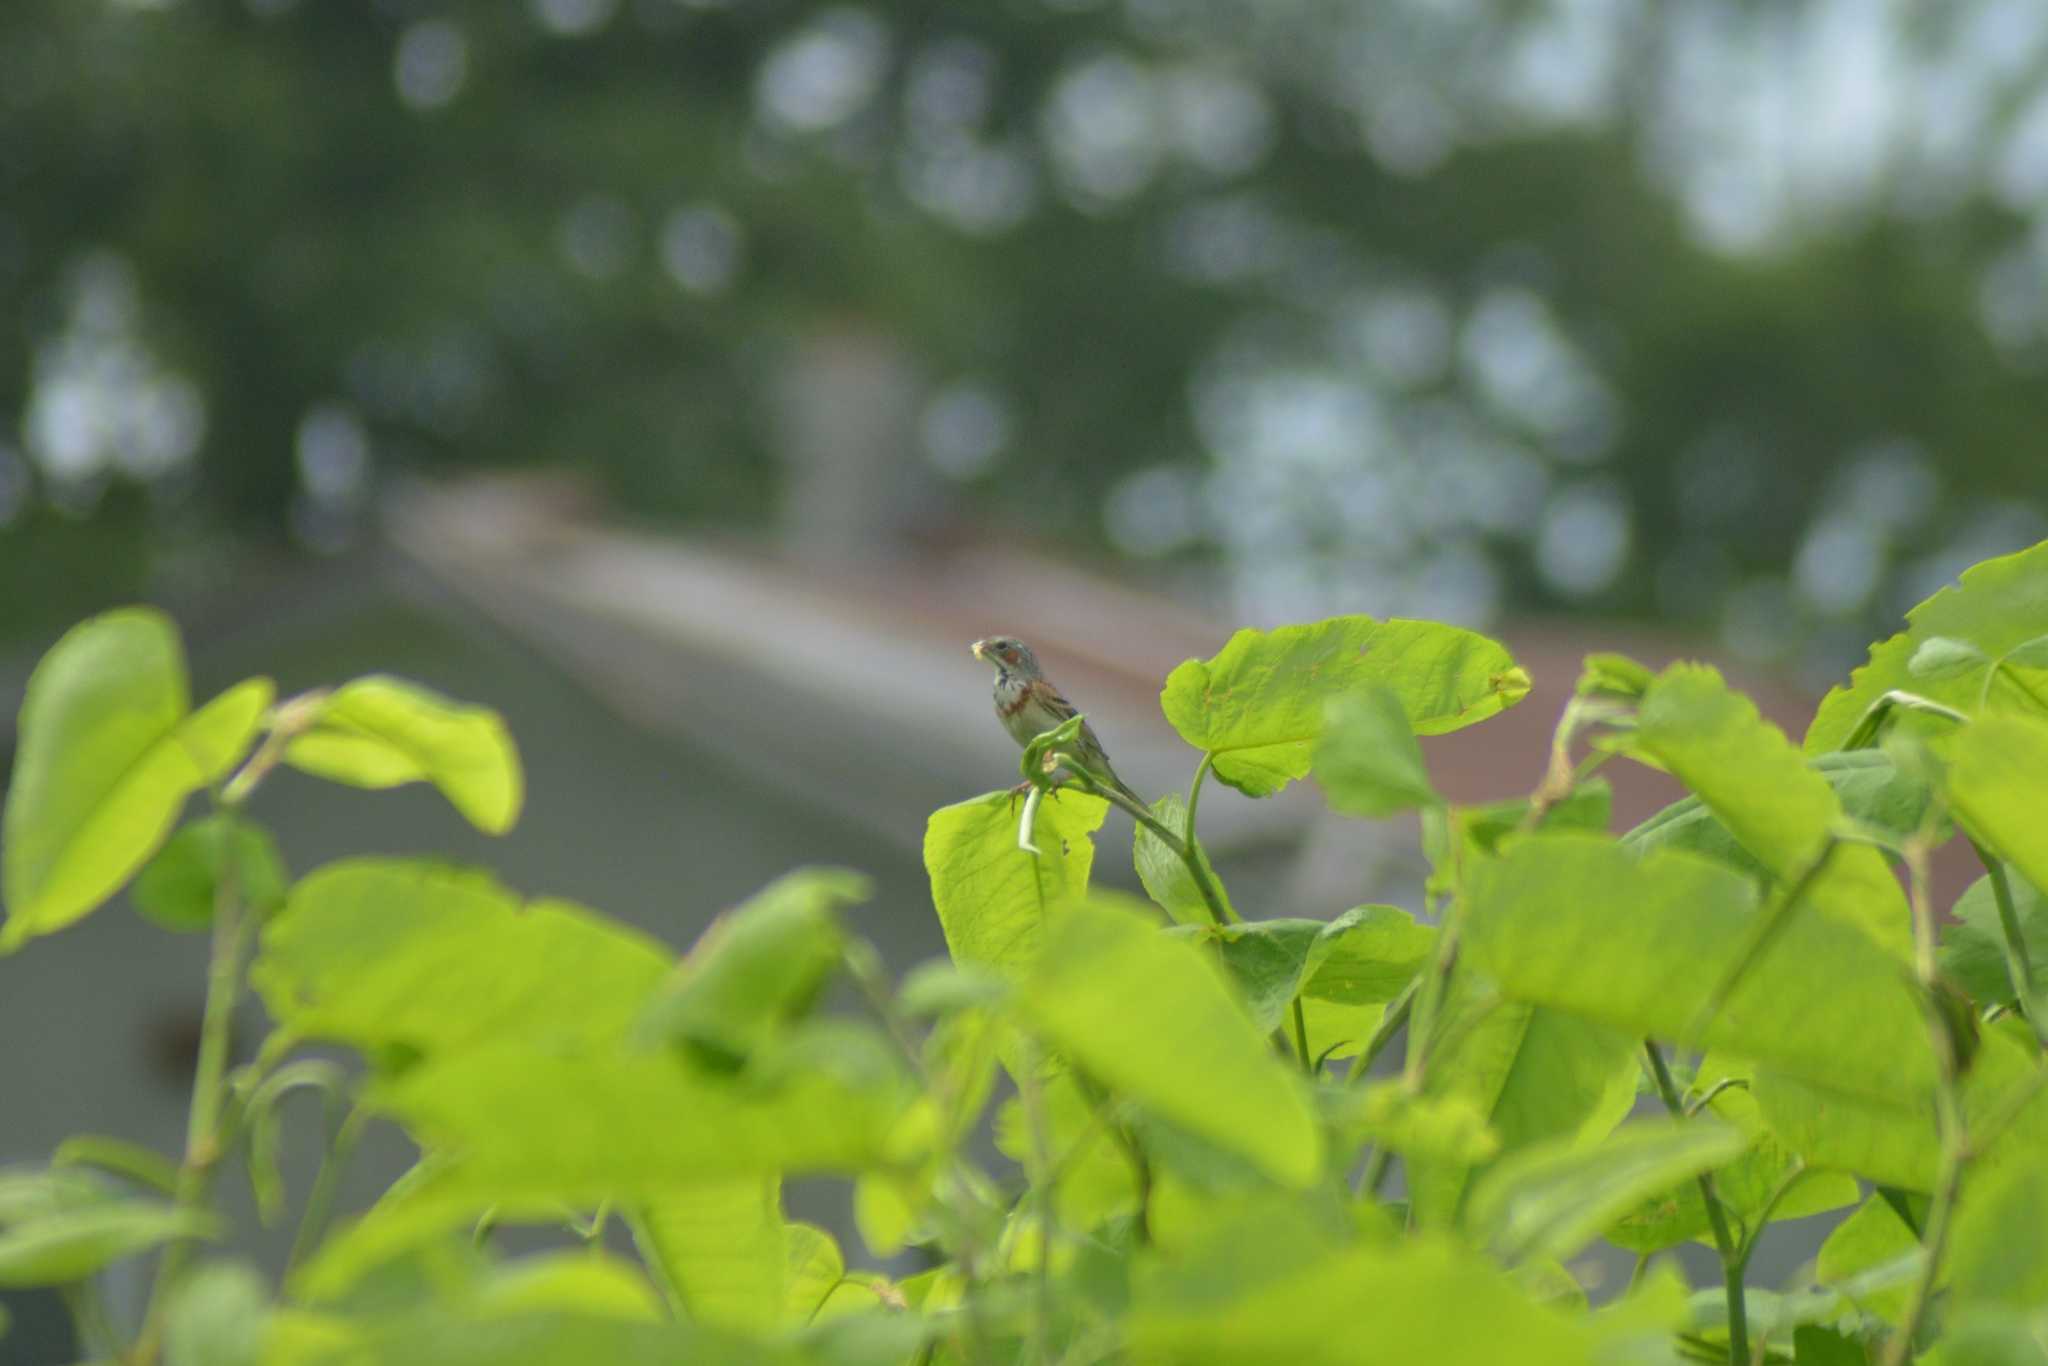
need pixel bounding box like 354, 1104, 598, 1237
1405, 976, 1638, 1227
924, 790, 1104, 980
252, 858, 671, 1060
629, 1182, 785, 1330
636, 868, 863, 1065
1462, 834, 1932, 1104
1312, 686, 1439, 817
471, 1251, 664, 1322
1946, 714, 2048, 905
1808, 539, 2048, 752
1635, 664, 1910, 956
3, 607, 271, 947
1328, 1082, 1500, 1165
1816, 1195, 1920, 1326
1023, 897, 1322, 1186
1947, 1154, 2048, 1315
1160, 617, 1526, 797
1464, 1118, 1746, 1265
283, 675, 523, 834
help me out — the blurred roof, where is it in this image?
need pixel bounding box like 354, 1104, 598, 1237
384, 474, 1855, 910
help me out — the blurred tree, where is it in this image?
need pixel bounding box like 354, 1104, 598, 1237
2, 0, 2046, 660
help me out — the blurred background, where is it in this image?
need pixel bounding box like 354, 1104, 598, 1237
4, 0, 2048, 1353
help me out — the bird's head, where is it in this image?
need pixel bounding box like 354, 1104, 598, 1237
971, 636, 1042, 679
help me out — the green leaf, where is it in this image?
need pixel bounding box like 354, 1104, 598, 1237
166, 1261, 270, 1366
1942, 868, 2048, 1008
1462, 834, 1933, 1105
1948, 1155, 2048, 1314
1576, 652, 1656, 700
133, 814, 289, 932
923, 790, 1105, 980
1816, 1195, 1919, 1326
1465, 1118, 1747, 1265
1753, 1029, 2048, 1191
1130, 1228, 1602, 1365
1622, 749, 1935, 878
1606, 1058, 1858, 1255
1312, 686, 1439, 816
1909, 636, 1990, 680
1164, 918, 1324, 1033
1635, 663, 1910, 956
1133, 794, 1234, 925
1793, 1325, 1874, 1365
0, 1198, 218, 1287
1947, 714, 2048, 903
994, 1072, 1138, 1231
1160, 617, 1527, 797
1022, 897, 1323, 1186
1808, 538, 2048, 752
635, 869, 863, 1065
3, 608, 272, 948
1405, 981, 1639, 1227
252, 859, 672, 1060
1300, 904, 1436, 1004
302, 1027, 915, 1300
283, 675, 523, 834
471, 1250, 664, 1321
629, 1179, 786, 1331
372, 1026, 914, 1196
783, 1223, 845, 1322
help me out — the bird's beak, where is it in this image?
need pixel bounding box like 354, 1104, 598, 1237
970, 639, 987, 660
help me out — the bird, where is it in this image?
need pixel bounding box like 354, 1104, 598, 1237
971, 636, 1146, 807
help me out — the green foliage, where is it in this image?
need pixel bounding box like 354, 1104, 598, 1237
7, 550, 2048, 1361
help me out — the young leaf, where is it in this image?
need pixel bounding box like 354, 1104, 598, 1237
283, 675, 523, 834
1464, 1118, 1748, 1266
1133, 793, 1234, 925
1635, 663, 1910, 957
133, 814, 290, 932
635, 868, 864, 1065
2, 607, 271, 948
1575, 652, 1656, 701
252, 858, 671, 1060
1300, 904, 1435, 1004
1022, 897, 1323, 1186
1808, 538, 2048, 752
923, 790, 1104, 980
1328, 1082, 1500, 1165
1312, 686, 1440, 817
1160, 617, 1527, 797
1907, 636, 1989, 680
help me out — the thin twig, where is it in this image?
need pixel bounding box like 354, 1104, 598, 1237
1644, 1041, 1747, 1366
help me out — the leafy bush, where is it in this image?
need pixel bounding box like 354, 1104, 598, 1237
5, 544, 2048, 1365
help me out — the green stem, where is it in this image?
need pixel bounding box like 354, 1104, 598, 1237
1969, 839, 2045, 1051
134, 838, 253, 1364
1347, 980, 1418, 1087
1644, 1041, 1747, 1366
1184, 754, 1213, 842
287, 1109, 365, 1275
1081, 771, 1231, 926
1886, 833, 1971, 1366
1291, 998, 1313, 1073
